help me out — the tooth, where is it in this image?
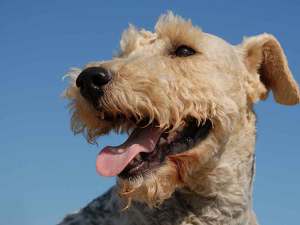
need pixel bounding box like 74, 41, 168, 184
135, 154, 142, 161
159, 137, 167, 145
99, 112, 105, 120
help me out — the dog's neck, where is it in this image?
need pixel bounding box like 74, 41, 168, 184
123, 111, 257, 225
58, 112, 257, 225
161, 110, 257, 224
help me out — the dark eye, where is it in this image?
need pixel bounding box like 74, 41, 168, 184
174, 45, 196, 57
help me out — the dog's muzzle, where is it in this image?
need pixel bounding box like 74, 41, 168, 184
76, 67, 111, 107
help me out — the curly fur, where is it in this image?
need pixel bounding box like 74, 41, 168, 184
60, 12, 300, 225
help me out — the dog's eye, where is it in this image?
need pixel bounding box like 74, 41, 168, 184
174, 45, 196, 57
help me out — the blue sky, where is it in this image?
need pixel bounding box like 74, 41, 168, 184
0, 1, 299, 225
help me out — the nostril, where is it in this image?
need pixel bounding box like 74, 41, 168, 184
76, 74, 84, 88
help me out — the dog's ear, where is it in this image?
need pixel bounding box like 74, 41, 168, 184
241, 33, 300, 105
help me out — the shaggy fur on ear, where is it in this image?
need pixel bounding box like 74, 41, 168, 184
241, 33, 300, 105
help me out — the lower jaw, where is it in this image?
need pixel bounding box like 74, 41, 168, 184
119, 159, 162, 179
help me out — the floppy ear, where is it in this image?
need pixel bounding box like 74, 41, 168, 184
241, 33, 300, 105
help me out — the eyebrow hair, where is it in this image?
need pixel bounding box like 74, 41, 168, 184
155, 13, 203, 49
119, 26, 158, 57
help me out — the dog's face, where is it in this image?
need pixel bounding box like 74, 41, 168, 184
64, 12, 299, 205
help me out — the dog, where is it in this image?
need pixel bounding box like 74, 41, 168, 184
59, 12, 300, 225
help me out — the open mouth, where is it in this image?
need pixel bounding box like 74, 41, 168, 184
95, 115, 212, 179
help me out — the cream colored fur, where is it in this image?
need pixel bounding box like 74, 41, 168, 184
62, 12, 300, 225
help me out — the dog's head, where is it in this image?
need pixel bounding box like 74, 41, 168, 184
64, 12, 299, 206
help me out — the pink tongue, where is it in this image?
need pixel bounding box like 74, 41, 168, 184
96, 126, 162, 177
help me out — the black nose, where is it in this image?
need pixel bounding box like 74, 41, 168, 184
76, 67, 111, 89
76, 67, 111, 102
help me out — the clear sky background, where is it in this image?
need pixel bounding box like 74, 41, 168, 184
0, 1, 299, 225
